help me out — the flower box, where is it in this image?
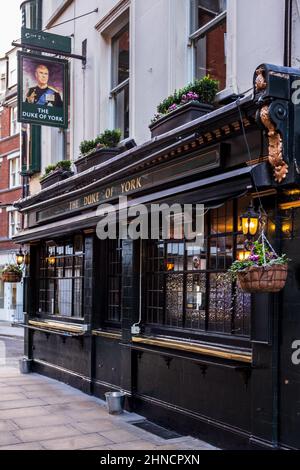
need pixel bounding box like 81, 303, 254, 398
74, 147, 121, 173
40, 169, 74, 190
237, 264, 288, 293
1, 271, 22, 283
149, 101, 214, 138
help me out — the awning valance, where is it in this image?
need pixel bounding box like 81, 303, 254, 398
13, 162, 271, 243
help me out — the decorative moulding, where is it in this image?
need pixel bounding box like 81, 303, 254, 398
260, 105, 288, 183
95, 0, 130, 35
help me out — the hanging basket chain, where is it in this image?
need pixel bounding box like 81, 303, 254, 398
256, 229, 279, 266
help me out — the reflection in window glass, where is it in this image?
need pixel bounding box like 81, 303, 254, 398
192, 0, 227, 89
38, 239, 84, 318
111, 25, 130, 139
144, 199, 251, 337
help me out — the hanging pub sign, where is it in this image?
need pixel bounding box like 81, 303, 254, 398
17, 51, 68, 129
21, 27, 72, 54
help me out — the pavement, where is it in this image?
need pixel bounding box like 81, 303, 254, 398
0, 324, 218, 451
0, 322, 24, 339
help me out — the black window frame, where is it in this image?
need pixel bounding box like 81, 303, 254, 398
103, 239, 123, 329
37, 235, 85, 321
142, 199, 252, 349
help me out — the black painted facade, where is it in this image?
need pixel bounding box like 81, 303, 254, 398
14, 65, 300, 449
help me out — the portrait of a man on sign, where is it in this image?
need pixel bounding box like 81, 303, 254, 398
18, 52, 68, 129
26, 64, 63, 107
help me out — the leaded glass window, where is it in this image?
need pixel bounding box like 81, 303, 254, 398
144, 199, 251, 337
39, 236, 84, 318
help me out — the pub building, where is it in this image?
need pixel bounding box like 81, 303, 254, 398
13, 64, 300, 450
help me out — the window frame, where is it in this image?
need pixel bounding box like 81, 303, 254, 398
142, 200, 252, 349
0, 280, 4, 309
8, 210, 20, 239
103, 239, 123, 329
190, 1, 227, 89
110, 23, 130, 139
10, 106, 19, 136
38, 237, 85, 320
9, 156, 21, 188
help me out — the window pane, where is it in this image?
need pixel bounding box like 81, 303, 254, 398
195, 19, 226, 89
0, 281, 4, 309
115, 84, 129, 139
106, 240, 122, 324
145, 273, 164, 325
234, 287, 251, 337
192, 0, 227, 31
112, 26, 130, 87
186, 274, 206, 330
38, 240, 83, 318
208, 272, 232, 333
144, 199, 251, 338
165, 274, 184, 328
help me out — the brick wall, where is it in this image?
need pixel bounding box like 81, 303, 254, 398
0, 103, 22, 252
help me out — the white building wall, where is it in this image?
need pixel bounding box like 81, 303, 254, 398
0, 253, 23, 323
291, 0, 300, 67
226, 0, 285, 95
37, 0, 287, 177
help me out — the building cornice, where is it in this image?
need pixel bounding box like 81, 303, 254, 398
95, 0, 130, 33
15, 96, 258, 212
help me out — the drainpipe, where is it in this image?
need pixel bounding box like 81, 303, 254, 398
284, 0, 292, 67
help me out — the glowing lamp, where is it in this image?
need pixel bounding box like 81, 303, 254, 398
240, 204, 259, 237
16, 248, 25, 266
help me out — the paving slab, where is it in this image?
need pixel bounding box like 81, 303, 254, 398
0, 431, 20, 446
0, 406, 51, 420
0, 399, 45, 410
0, 334, 218, 451
99, 429, 143, 444
13, 424, 82, 443
41, 433, 112, 451
71, 419, 118, 434
11, 414, 74, 429
0, 442, 44, 451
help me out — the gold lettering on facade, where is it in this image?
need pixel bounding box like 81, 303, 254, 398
121, 178, 143, 193
105, 187, 113, 199
70, 200, 79, 210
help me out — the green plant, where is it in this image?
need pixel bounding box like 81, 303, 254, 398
79, 129, 122, 157
97, 129, 122, 148
79, 139, 97, 155
156, 76, 219, 116
228, 241, 290, 279
56, 160, 72, 171
41, 160, 72, 180
1, 264, 23, 275
44, 164, 56, 176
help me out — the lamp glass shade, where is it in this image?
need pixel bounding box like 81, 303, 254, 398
16, 253, 24, 266
241, 218, 250, 236
249, 217, 259, 236
241, 205, 259, 237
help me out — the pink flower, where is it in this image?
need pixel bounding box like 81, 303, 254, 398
249, 254, 259, 262
168, 104, 178, 112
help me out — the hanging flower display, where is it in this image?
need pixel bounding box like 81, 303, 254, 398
228, 234, 289, 293
0, 264, 23, 283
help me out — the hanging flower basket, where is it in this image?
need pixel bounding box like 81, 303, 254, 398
1, 265, 23, 283
229, 233, 289, 294
236, 264, 288, 293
